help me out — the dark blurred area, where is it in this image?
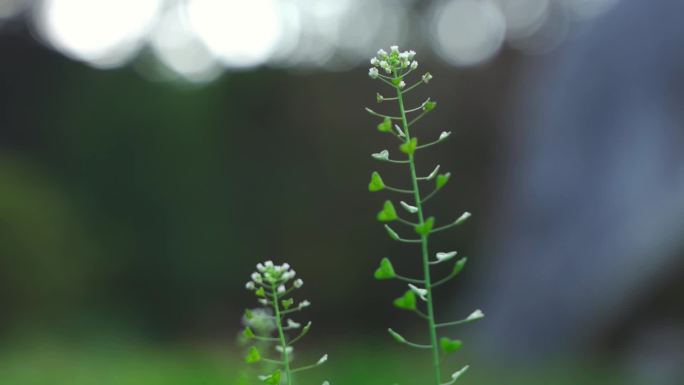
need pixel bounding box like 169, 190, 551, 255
1, 0, 682, 384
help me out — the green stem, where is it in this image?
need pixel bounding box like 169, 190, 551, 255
272, 284, 293, 385
394, 71, 442, 385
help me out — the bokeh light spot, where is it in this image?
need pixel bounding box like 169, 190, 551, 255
186, 0, 283, 68
36, 0, 162, 68
429, 0, 507, 67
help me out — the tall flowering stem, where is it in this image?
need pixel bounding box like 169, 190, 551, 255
242, 261, 329, 385
366, 46, 484, 385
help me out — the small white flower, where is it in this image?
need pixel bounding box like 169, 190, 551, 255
455, 212, 471, 225
265, 260, 274, 268
399, 81, 406, 89
370, 57, 378, 65
277, 285, 286, 294
377, 48, 387, 57
408, 50, 416, 60
276, 345, 293, 354
400, 201, 418, 214
287, 319, 301, 328
282, 263, 290, 271
390, 45, 399, 53
369, 67, 379, 79
256, 263, 265, 272
452, 365, 469, 381
245, 281, 256, 290
322, 382, 330, 385
371, 150, 389, 161
299, 300, 311, 309
435, 251, 457, 262
398, 51, 409, 60
251, 272, 262, 283
317, 354, 328, 365
284, 270, 296, 280
422, 73, 433, 83
410, 61, 418, 70
258, 299, 268, 305
439, 131, 451, 140
466, 309, 484, 321
394, 124, 405, 137
408, 284, 428, 301
294, 279, 304, 288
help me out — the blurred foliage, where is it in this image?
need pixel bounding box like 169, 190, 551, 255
0, 339, 626, 385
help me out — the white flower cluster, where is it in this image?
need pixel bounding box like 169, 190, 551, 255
246, 260, 300, 290
368, 45, 417, 78
246, 261, 311, 308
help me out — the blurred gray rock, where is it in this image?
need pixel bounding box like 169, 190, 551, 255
470, 0, 684, 377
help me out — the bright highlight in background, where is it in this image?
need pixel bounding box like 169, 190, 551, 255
430, 0, 506, 67
186, 0, 283, 68
23, 0, 622, 80
36, 0, 161, 68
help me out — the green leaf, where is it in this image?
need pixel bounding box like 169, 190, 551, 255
261, 370, 282, 385
384, 225, 399, 240
377, 200, 398, 222
440, 337, 463, 354
436, 172, 451, 189
243, 327, 255, 339
393, 290, 417, 311
377, 117, 392, 133
245, 346, 261, 363
453, 257, 467, 275
244, 309, 254, 320
374, 258, 396, 280
423, 100, 437, 112
399, 137, 418, 155
414, 217, 435, 236
255, 287, 265, 297
388, 328, 407, 343
282, 298, 294, 310
368, 171, 385, 192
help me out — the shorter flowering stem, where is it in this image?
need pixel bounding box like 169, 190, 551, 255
364, 107, 402, 120
396, 217, 419, 227
421, 188, 440, 204
384, 185, 414, 194
414, 308, 430, 320
252, 335, 280, 342
291, 358, 326, 373
261, 358, 285, 365
435, 319, 472, 328
401, 80, 424, 94
380, 158, 410, 164
395, 273, 426, 284
271, 284, 293, 385
408, 110, 430, 126
431, 269, 463, 288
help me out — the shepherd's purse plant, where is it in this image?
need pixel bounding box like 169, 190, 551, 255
365, 46, 484, 385
242, 261, 329, 385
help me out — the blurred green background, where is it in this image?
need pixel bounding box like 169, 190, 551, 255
1, 1, 683, 384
